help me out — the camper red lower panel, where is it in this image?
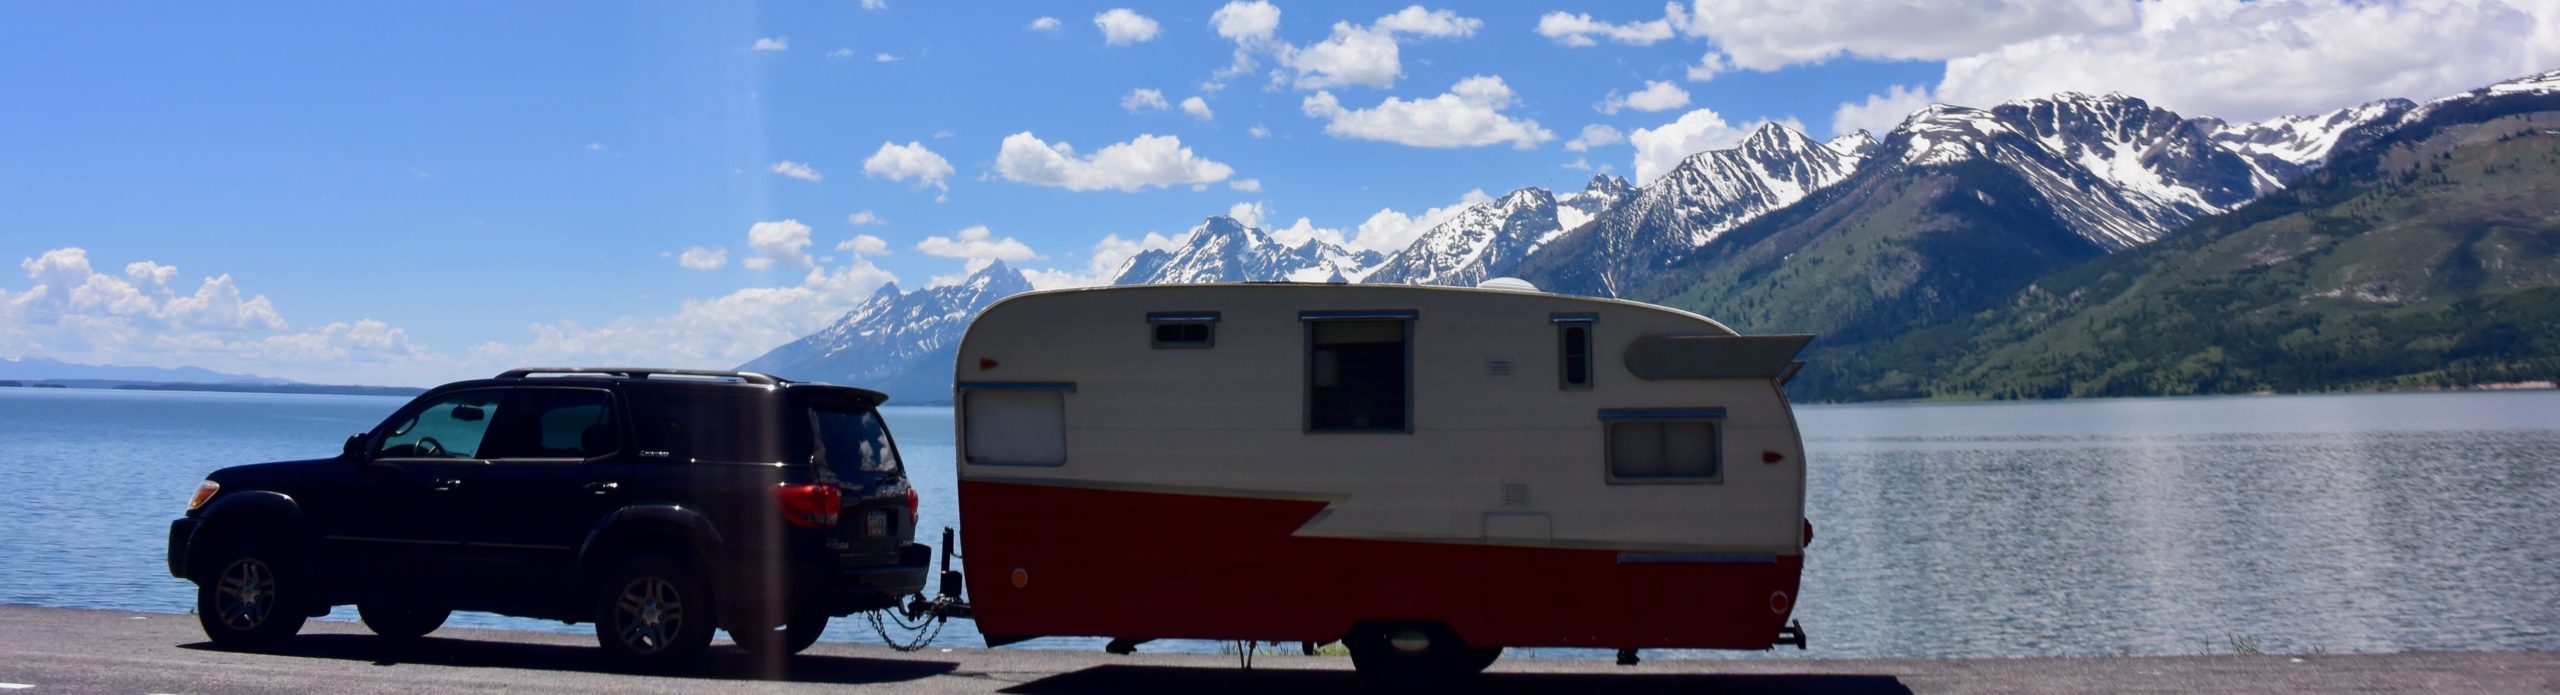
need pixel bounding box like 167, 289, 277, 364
956, 480, 1801, 649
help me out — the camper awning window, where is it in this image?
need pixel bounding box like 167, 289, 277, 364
1304, 315, 1412, 433
1147, 311, 1219, 349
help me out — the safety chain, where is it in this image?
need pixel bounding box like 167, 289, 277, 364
863, 597, 953, 651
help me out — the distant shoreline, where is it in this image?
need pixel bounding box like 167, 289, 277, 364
0, 380, 423, 397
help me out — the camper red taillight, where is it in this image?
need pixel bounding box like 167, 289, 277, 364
777, 483, 842, 529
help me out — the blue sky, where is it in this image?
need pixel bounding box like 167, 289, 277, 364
3, 1, 2552, 385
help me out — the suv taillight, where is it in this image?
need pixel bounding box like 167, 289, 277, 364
904, 487, 919, 519
777, 483, 841, 529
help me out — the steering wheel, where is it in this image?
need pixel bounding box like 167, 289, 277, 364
415, 437, 446, 458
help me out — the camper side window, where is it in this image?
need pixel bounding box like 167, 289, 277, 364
1605, 418, 1721, 483
1306, 317, 1411, 432
1557, 319, 1594, 390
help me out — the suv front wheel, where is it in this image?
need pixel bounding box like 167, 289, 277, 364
594, 554, 716, 670
195, 535, 309, 650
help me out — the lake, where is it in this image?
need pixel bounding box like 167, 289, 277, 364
1, 387, 2553, 659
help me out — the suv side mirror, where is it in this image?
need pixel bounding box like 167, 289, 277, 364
343, 433, 368, 460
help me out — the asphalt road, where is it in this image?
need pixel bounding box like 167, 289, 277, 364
1, 604, 2553, 694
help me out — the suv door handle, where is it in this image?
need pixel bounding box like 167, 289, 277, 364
582, 481, 620, 495
428, 478, 463, 492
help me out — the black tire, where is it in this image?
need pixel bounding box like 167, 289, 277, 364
733, 613, 829, 658
194, 535, 309, 651
1342, 622, 1492, 688
593, 554, 716, 671
358, 603, 451, 641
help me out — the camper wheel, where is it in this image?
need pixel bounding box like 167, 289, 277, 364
1341, 622, 1501, 685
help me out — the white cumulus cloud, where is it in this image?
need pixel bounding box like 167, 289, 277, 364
1564, 124, 1626, 152
1228, 178, 1261, 192
1301, 75, 1554, 149
744, 219, 816, 270
751, 36, 789, 52
1180, 96, 1214, 121
862, 141, 954, 193
1095, 8, 1161, 45
677, 246, 728, 271
1628, 108, 1800, 184
993, 132, 1236, 192
1348, 189, 1494, 254
835, 234, 891, 256
1688, 0, 2137, 72
1122, 88, 1169, 112
1598, 80, 1691, 114
1830, 84, 1936, 140
1212, 1, 1282, 41
1929, 0, 2560, 123
1029, 16, 1062, 31
917, 225, 1038, 261
845, 210, 886, 226
1536, 4, 1686, 46
1279, 6, 1482, 90
770, 160, 822, 182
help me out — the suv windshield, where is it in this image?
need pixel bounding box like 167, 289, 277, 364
810, 407, 902, 480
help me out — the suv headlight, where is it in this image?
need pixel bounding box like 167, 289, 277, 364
188, 480, 219, 510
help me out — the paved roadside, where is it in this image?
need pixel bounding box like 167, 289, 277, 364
0, 604, 2552, 693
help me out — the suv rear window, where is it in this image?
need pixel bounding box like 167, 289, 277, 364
625, 388, 787, 463
810, 407, 902, 477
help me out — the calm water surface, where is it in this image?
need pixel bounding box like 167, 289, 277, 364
2, 387, 2553, 659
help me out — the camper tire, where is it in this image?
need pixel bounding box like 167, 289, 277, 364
1342, 622, 1496, 686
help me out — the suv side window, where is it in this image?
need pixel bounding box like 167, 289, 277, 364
377, 390, 504, 459
481, 388, 618, 460
811, 407, 902, 476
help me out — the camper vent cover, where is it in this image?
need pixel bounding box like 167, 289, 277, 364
1487, 358, 1514, 376
1502, 481, 1530, 508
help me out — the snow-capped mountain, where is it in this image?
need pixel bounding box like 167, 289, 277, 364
1551, 174, 1634, 244
1109, 216, 1384, 285
1516, 122, 1867, 297
738, 260, 1031, 401
1826, 130, 1880, 158
2201, 98, 2416, 187
1362, 187, 1561, 287
1891, 92, 2261, 249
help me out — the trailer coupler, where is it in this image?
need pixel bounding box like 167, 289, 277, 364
902, 527, 975, 622
1775, 620, 1808, 650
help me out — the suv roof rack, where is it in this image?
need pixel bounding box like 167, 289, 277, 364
495, 367, 784, 385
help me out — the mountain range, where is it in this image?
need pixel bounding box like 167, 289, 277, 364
742, 69, 2560, 403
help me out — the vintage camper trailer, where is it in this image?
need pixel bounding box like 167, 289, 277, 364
949, 282, 1812, 677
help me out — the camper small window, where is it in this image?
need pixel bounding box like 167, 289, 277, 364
1606, 419, 1720, 482
1558, 322, 1593, 390
1147, 311, 1219, 349
1306, 317, 1411, 432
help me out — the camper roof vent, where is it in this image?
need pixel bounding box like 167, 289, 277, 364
1476, 277, 1539, 292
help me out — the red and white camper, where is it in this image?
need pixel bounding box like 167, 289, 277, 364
944, 282, 1813, 678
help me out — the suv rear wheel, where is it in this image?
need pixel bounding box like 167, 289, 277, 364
594, 553, 715, 670
195, 536, 309, 650
358, 602, 451, 641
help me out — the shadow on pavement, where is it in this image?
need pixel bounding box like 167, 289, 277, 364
179, 635, 958, 685
1003, 665, 1912, 694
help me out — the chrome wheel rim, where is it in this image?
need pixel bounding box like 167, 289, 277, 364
215, 557, 276, 631
614, 576, 683, 653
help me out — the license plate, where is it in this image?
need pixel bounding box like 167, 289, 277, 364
866, 509, 889, 537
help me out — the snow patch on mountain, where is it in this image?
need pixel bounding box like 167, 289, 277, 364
1108, 216, 1383, 285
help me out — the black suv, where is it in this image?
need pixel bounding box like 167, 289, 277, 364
167, 367, 930, 668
